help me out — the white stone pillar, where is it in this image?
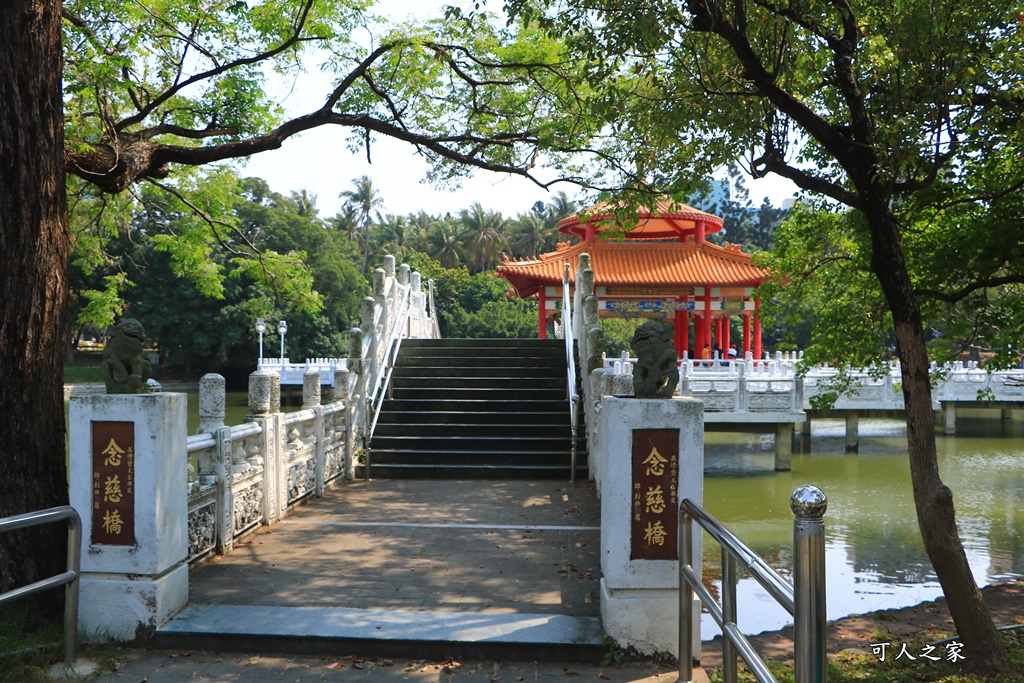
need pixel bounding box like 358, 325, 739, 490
775, 423, 794, 471
69, 393, 188, 642
943, 401, 957, 435
197, 373, 226, 435
248, 369, 285, 522
598, 396, 704, 658
845, 411, 859, 452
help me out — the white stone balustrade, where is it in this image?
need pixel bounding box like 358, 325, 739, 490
184, 260, 438, 564
597, 352, 1024, 414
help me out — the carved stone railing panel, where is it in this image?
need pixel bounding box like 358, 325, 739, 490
233, 478, 264, 537
187, 492, 217, 562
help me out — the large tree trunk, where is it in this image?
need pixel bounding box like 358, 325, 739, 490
865, 198, 1010, 674
0, 0, 71, 618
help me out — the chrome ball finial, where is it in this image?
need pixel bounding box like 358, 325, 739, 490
791, 485, 828, 519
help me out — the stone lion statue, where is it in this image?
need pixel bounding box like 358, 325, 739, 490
629, 320, 679, 399
101, 318, 153, 394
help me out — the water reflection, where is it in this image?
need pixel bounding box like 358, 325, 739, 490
700, 416, 1024, 639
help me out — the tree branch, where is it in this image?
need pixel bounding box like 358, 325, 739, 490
114, 0, 322, 131
914, 275, 1024, 304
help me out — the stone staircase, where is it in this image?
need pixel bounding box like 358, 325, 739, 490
363, 338, 585, 479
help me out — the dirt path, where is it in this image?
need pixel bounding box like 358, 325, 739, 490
699, 579, 1023, 666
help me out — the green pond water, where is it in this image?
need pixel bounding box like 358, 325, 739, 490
700, 413, 1024, 637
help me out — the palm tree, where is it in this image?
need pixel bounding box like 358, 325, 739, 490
338, 175, 384, 272
545, 191, 578, 228
375, 212, 412, 261
509, 212, 553, 259
424, 218, 465, 269
330, 205, 360, 243
458, 202, 508, 272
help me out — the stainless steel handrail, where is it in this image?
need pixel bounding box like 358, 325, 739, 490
428, 279, 441, 339
562, 263, 580, 482
364, 281, 414, 479
0, 506, 82, 664
678, 486, 827, 683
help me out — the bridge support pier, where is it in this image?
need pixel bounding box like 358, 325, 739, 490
774, 423, 793, 471
845, 411, 859, 452
800, 413, 812, 450
943, 402, 957, 435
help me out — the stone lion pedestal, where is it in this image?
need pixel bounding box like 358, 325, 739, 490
598, 395, 703, 659
68, 393, 188, 641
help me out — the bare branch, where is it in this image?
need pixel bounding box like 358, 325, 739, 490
915, 276, 1024, 304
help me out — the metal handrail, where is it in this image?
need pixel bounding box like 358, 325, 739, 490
428, 280, 441, 339
562, 263, 580, 482
0, 506, 82, 664
678, 486, 827, 683
364, 281, 414, 479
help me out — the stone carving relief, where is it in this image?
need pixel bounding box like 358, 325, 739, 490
233, 483, 263, 535
188, 502, 217, 559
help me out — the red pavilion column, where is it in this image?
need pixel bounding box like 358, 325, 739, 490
538, 286, 547, 339
702, 286, 712, 353
753, 298, 763, 361
743, 313, 751, 357
723, 315, 731, 352
674, 306, 685, 359
681, 308, 689, 357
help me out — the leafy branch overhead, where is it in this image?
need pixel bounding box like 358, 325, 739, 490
61, 0, 610, 196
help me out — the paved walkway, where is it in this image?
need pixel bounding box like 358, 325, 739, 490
186, 479, 603, 616
75, 479, 708, 681
85, 651, 687, 682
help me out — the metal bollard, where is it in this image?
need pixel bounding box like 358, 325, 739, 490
678, 510, 694, 681
722, 552, 738, 683
792, 485, 828, 683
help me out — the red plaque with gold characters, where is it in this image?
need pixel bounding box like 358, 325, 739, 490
91, 422, 136, 546
631, 428, 679, 560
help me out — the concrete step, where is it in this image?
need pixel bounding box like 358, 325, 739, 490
402, 338, 564, 350
396, 355, 566, 368
357, 462, 588, 480
392, 376, 567, 390
373, 423, 571, 438
369, 435, 574, 453
375, 410, 568, 425
155, 604, 605, 662
394, 365, 565, 377
381, 399, 570, 414
391, 387, 567, 401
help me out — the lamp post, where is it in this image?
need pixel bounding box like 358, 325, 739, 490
255, 318, 266, 367
278, 320, 288, 362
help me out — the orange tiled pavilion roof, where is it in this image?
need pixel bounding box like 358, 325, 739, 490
557, 198, 724, 241
496, 239, 767, 298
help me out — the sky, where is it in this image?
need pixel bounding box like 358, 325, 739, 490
239, 0, 799, 220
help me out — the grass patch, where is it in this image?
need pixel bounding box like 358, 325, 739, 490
0, 608, 65, 683
705, 629, 1024, 683
64, 350, 103, 384
0, 608, 120, 683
